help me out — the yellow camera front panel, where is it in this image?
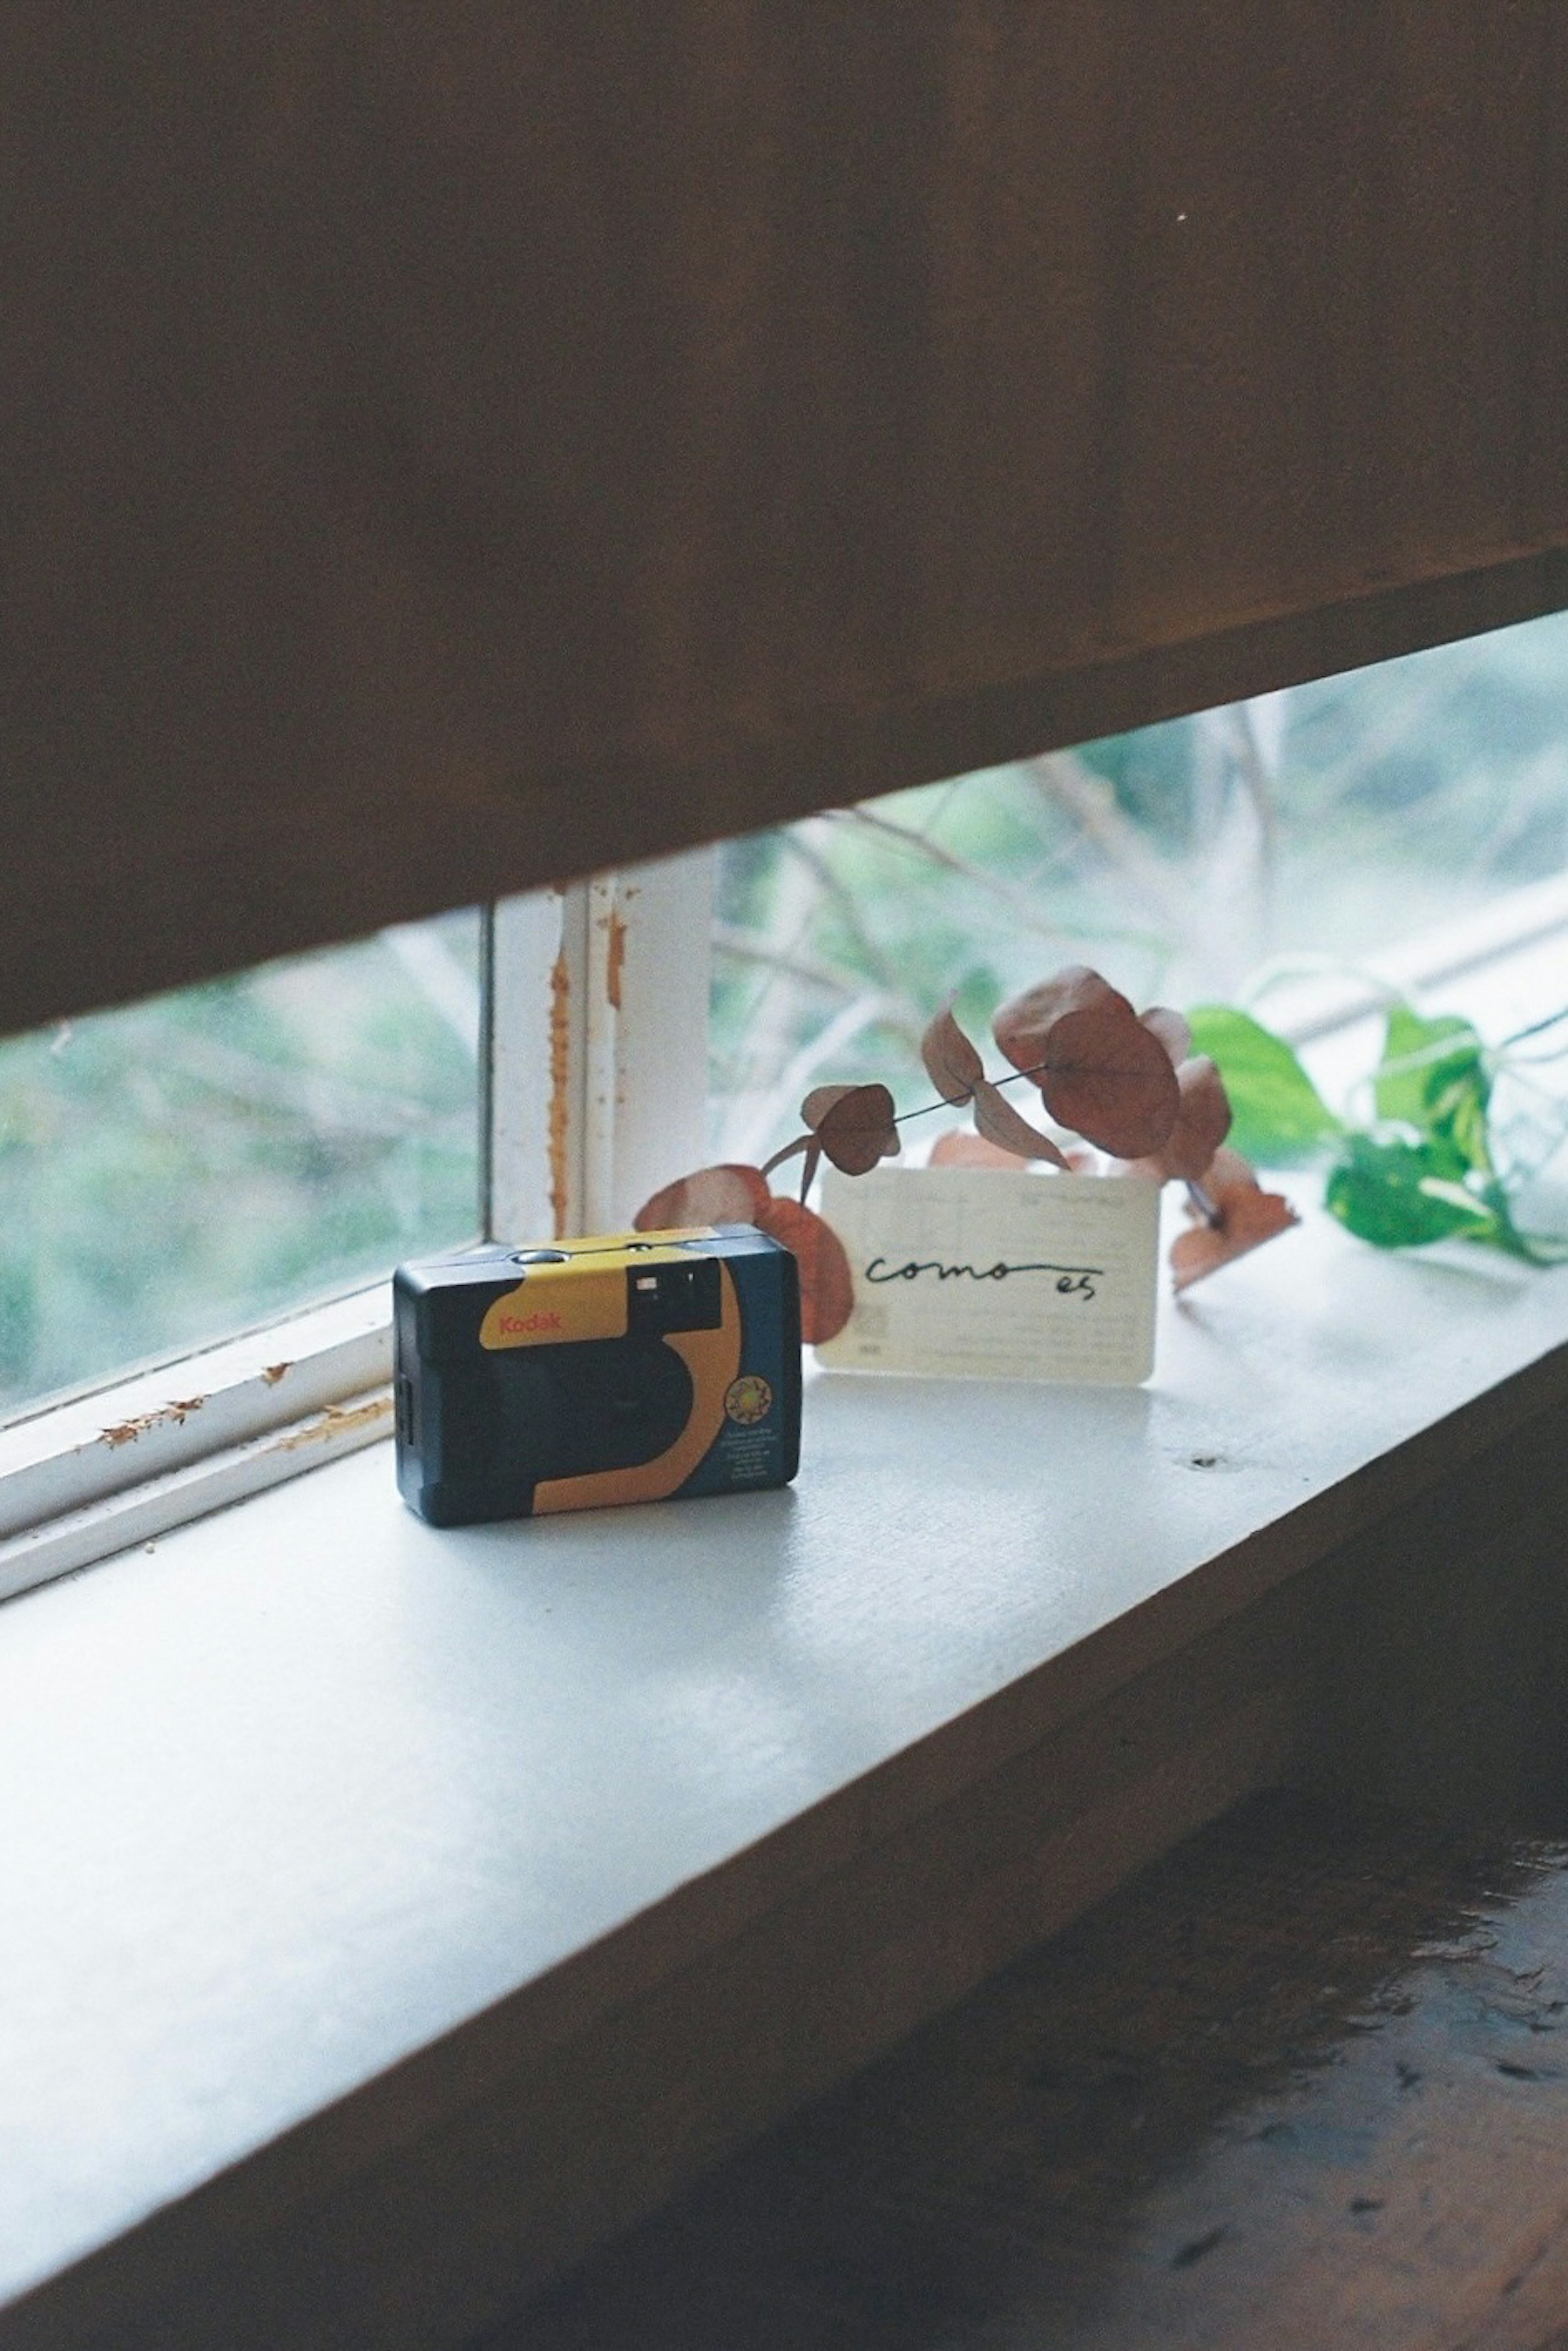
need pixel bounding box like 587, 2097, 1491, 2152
532, 1262, 742, 1516
477, 1228, 711, 1352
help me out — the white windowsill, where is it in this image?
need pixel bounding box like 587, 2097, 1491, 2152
2, 1187, 1568, 2342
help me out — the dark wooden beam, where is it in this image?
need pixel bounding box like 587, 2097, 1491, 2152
3, 3, 1564, 1029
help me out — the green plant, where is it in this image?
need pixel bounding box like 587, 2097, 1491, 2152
1188, 1000, 1568, 1264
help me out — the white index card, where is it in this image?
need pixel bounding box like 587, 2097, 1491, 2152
814, 1165, 1160, 1385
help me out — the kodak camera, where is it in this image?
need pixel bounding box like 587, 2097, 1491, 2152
393, 1225, 801, 1526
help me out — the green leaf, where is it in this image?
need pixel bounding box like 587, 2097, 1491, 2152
1374, 1007, 1482, 1123
1472, 1176, 1568, 1266
1374, 1006, 1492, 1174
1187, 1007, 1343, 1168
1325, 1133, 1502, 1250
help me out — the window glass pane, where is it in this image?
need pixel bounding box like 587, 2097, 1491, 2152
709, 613, 1568, 1159
0, 911, 480, 1418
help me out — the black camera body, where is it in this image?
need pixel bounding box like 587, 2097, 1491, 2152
393, 1224, 801, 1526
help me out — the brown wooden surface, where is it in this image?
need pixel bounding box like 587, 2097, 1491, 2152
3, 2, 1566, 1032
479, 1791, 1568, 2351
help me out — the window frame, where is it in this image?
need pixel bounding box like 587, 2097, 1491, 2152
0, 852, 716, 1607
484, 852, 714, 1248
0, 1283, 392, 1602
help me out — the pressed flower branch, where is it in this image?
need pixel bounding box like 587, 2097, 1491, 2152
638, 962, 1298, 1343
642, 946, 1568, 1350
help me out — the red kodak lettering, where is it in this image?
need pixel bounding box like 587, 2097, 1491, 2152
499, 1310, 562, 1335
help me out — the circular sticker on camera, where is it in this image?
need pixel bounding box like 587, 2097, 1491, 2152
724, 1374, 773, 1426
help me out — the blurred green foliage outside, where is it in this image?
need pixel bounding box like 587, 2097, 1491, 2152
0, 913, 480, 1417
710, 613, 1568, 1166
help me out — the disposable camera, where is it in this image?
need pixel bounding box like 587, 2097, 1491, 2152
394, 1224, 802, 1526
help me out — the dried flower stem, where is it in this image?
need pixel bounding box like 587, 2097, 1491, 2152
1186, 1177, 1221, 1227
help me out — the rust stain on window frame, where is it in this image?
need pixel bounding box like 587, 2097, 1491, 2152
549, 947, 572, 1239
605, 907, 628, 1013
100, 1396, 207, 1448
278, 1394, 394, 1452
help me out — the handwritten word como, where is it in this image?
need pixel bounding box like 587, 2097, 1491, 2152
863, 1256, 1102, 1300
